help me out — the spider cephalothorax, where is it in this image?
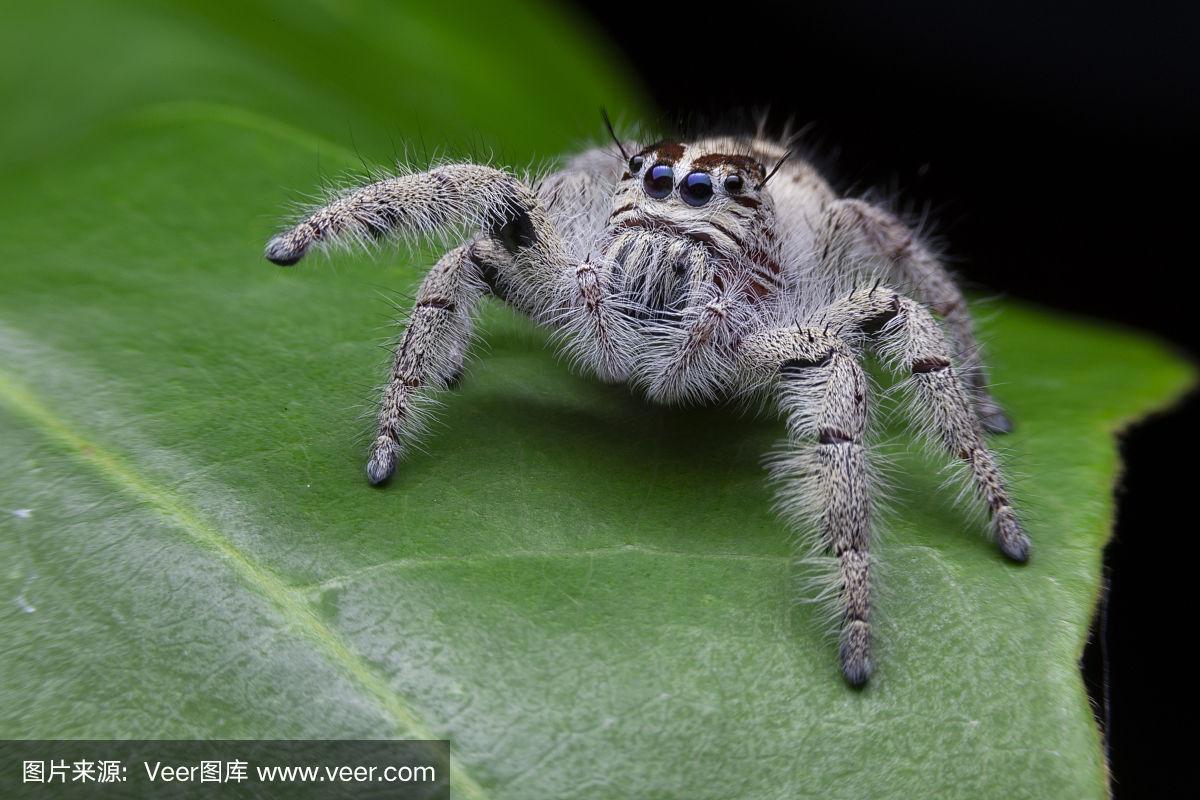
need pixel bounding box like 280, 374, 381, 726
605, 138, 778, 314
264, 124, 1028, 686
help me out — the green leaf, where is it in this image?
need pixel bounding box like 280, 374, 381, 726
0, 1, 1192, 797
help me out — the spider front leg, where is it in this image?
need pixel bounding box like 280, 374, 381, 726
264, 163, 536, 483
366, 241, 493, 484
369, 243, 632, 482
816, 199, 1012, 433
266, 159, 635, 479
742, 327, 878, 686
265, 164, 530, 267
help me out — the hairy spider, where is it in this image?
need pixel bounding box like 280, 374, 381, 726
264, 121, 1029, 686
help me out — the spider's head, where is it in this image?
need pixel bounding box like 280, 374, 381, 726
621, 139, 770, 215
606, 139, 787, 252
605, 139, 781, 281
602, 138, 785, 309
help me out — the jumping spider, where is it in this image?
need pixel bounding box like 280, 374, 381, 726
264, 121, 1029, 686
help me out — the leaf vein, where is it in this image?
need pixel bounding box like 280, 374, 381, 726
0, 368, 490, 800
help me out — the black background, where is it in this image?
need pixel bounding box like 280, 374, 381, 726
575, 0, 1198, 795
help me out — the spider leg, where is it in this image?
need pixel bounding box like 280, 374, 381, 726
367, 211, 637, 484
487, 152, 636, 383
264, 164, 532, 266
531, 256, 636, 382
366, 241, 496, 484
817, 285, 1031, 562
741, 327, 877, 686
266, 157, 636, 474
815, 199, 1012, 433
878, 294, 1030, 560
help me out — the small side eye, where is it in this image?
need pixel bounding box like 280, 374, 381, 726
724, 174, 744, 194
628, 155, 644, 173
644, 163, 674, 198
679, 171, 714, 207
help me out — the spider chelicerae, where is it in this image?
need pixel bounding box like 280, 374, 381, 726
264, 118, 1029, 686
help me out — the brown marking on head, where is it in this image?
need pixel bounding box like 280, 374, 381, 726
689, 153, 766, 180
636, 140, 686, 164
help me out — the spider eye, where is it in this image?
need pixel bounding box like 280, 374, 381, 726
724, 174, 744, 194
679, 171, 714, 207
644, 163, 674, 199
628, 155, 644, 173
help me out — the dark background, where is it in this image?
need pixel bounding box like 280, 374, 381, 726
576, 0, 1197, 795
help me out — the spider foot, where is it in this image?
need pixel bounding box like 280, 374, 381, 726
994, 508, 1031, 562
264, 231, 310, 266
840, 621, 873, 687
366, 438, 399, 486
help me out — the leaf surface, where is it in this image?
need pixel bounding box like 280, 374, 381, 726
1, 2, 1193, 797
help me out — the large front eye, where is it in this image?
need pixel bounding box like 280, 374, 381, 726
644, 163, 674, 198
679, 171, 714, 207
